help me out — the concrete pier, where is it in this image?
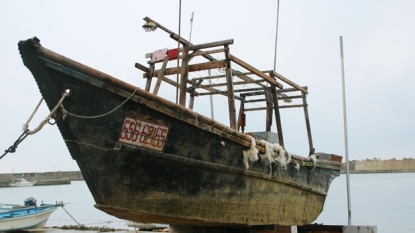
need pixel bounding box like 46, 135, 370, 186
0, 171, 82, 187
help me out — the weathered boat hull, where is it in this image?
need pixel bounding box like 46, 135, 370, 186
18, 38, 341, 227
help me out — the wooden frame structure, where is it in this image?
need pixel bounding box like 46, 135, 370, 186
135, 17, 314, 155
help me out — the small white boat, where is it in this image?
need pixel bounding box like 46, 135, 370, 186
0, 197, 61, 232
9, 178, 36, 187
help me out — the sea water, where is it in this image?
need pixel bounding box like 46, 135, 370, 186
1, 173, 414, 232
315, 172, 415, 232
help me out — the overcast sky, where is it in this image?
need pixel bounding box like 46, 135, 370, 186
1, 1, 414, 173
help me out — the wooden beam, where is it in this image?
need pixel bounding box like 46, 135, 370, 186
302, 92, 314, 156
189, 39, 234, 51
191, 74, 226, 80
153, 57, 169, 95
144, 60, 227, 78
188, 79, 197, 110
135, 63, 149, 72
233, 70, 268, 88
277, 86, 308, 93
237, 95, 246, 132
265, 89, 273, 132
271, 71, 308, 94
198, 79, 266, 89
134, 63, 199, 96
244, 107, 267, 112
244, 99, 266, 103
197, 87, 266, 96
279, 104, 305, 109
145, 63, 154, 92
179, 45, 190, 106
225, 45, 237, 130
228, 54, 283, 89
162, 76, 199, 96
189, 48, 225, 59
271, 85, 284, 148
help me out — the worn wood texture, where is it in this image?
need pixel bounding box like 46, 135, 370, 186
144, 60, 227, 78
19, 37, 341, 227
153, 57, 169, 95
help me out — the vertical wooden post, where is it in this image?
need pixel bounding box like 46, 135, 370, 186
189, 79, 196, 109
224, 45, 237, 130
271, 85, 284, 147
302, 92, 314, 155
237, 95, 246, 132
153, 57, 169, 95
145, 63, 155, 92
265, 88, 273, 132
179, 45, 190, 106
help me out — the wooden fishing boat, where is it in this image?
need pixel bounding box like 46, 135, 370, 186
18, 17, 342, 227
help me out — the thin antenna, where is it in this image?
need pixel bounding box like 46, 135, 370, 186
209, 69, 214, 120
176, 0, 182, 104
273, 0, 280, 71
340, 36, 352, 225
189, 11, 194, 43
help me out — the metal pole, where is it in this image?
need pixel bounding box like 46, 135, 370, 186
340, 36, 352, 225
176, 0, 182, 104
209, 69, 214, 120
189, 11, 194, 43
273, 0, 280, 71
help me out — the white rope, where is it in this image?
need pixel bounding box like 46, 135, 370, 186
64, 140, 120, 151
22, 98, 43, 131
24, 92, 69, 135
243, 136, 259, 169
257, 140, 293, 170
309, 154, 317, 171
61, 205, 81, 226
259, 140, 275, 165
61, 86, 139, 119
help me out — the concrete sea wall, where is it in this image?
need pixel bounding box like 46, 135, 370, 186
0, 171, 83, 187
341, 158, 415, 173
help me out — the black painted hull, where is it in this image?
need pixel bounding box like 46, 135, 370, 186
18, 38, 341, 227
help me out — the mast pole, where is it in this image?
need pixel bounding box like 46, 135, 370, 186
340, 36, 352, 225
273, 0, 280, 71
176, 0, 182, 104
189, 11, 194, 43
209, 69, 214, 120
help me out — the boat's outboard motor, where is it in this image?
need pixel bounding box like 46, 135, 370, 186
24, 197, 37, 207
